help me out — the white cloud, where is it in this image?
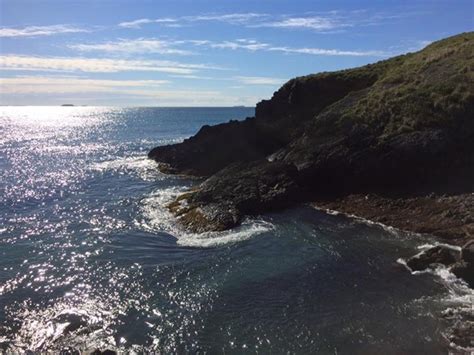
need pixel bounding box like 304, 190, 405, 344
69, 38, 193, 55
253, 16, 346, 31
0, 55, 221, 74
234, 76, 286, 85
268, 46, 388, 57
205, 39, 388, 57
118, 13, 266, 29
67, 36, 388, 58
118, 19, 154, 29
184, 13, 266, 24
209, 40, 270, 51
116, 11, 421, 33
118, 18, 178, 29
0, 24, 89, 37
0, 76, 170, 94
0, 76, 261, 106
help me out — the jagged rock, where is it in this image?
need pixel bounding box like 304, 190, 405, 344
406, 246, 460, 271
451, 261, 474, 288
461, 240, 474, 263
149, 33, 474, 234
446, 321, 474, 349
90, 350, 117, 355
148, 118, 280, 176
173, 161, 302, 232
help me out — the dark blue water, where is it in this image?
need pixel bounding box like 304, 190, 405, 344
0, 107, 470, 353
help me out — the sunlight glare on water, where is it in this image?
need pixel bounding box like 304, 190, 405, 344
0, 106, 468, 353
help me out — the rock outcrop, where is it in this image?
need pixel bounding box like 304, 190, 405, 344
149, 32, 474, 240
313, 193, 474, 245
405, 241, 474, 287
406, 246, 460, 271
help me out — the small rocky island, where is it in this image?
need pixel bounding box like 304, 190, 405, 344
149, 33, 473, 285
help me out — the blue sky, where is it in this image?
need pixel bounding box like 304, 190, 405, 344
0, 0, 472, 106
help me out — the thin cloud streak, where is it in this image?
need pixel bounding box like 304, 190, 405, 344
0, 76, 262, 106
118, 13, 267, 29
117, 10, 419, 31
67, 37, 388, 57
69, 38, 193, 55
0, 55, 222, 74
0, 76, 170, 94
118, 18, 178, 29
234, 76, 286, 85
252, 16, 347, 31
208, 39, 389, 57
0, 24, 89, 37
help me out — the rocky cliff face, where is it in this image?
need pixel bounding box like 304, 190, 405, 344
148, 32, 474, 234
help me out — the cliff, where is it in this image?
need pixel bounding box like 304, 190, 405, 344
148, 32, 474, 238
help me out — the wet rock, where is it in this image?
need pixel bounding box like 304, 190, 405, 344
149, 33, 474, 233
54, 312, 88, 334
451, 261, 474, 288
178, 202, 242, 233
406, 246, 460, 271
446, 321, 474, 349
172, 160, 302, 233
90, 350, 117, 355
148, 118, 280, 177
461, 240, 474, 263
59, 348, 80, 355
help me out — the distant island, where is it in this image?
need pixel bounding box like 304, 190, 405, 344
61, 104, 75, 107
149, 33, 474, 290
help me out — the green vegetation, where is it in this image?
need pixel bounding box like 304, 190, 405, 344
312, 32, 474, 137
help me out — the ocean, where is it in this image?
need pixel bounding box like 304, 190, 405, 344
0, 107, 470, 353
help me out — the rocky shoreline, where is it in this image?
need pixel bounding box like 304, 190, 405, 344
149, 33, 474, 286
147, 33, 474, 352
313, 193, 474, 287
313, 193, 474, 246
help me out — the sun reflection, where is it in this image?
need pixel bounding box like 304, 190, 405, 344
0, 106, 121, 128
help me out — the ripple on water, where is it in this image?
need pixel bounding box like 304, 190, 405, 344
1, 107, 470, 353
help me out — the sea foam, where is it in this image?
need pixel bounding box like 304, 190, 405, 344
137, 187, 274, 248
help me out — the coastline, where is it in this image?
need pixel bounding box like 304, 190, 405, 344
312, 192, 473, 246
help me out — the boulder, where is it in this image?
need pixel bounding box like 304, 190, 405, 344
461, 240, 474, 263
451, 261, 474, 288
406, 246, 460, 271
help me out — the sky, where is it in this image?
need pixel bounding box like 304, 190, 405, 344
0, 0, 472, 106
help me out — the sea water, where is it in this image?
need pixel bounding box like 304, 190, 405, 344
0, 107, 471, 353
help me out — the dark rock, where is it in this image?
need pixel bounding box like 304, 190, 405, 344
461, 240, 474, 263
313, 194, 474, 245
148, 33, 474, 233
451, 261, 474, 288
173, 161, 303, 232
148, 118, 280, 176
446, 321, 474, 349
90, 350, 117, 355
179, 202, 242, 233
59, 348, 80, 355
54, 312, 88, 334
406, 246, 460, 271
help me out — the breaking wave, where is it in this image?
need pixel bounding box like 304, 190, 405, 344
136, 187, 274, 248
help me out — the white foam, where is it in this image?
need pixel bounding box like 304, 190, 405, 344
313, 206, 400, 235
91, 156, 156, 172
176, 220, 274, 248
137, 187, 274, 248
90, 156, 164, 181
416, 243, 462, 252
398, 255, 474, 352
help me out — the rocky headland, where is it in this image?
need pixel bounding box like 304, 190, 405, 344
149, 33, 474, 284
